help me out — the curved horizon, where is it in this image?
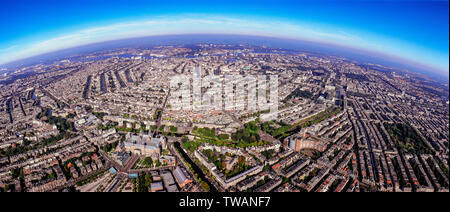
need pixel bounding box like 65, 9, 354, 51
0, 1, 448, 75
2, 32, 448, 78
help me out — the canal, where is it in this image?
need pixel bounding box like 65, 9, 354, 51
173, 142, 217, 192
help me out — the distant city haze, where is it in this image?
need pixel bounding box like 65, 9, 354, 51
1, 34, 448, 82
0, 1, 448, 75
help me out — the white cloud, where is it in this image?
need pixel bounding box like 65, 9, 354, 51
0, 14, 446, 72
0, 45, 18, 52
0, 15, 367, 65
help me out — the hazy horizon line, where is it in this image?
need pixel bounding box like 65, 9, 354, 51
1, 33, 448, 80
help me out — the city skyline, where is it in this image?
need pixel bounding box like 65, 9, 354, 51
1, 44, 448, 193
0, 0, 448, 195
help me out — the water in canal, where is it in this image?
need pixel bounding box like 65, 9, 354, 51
173, 142, 217, 192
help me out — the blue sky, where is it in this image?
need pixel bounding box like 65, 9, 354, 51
0, 0, 448, 75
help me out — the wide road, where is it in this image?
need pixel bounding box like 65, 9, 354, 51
51, 163, 111, 192
154, 89, 171, 136
351, 103, 379, 182
99, 150, 139, 173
